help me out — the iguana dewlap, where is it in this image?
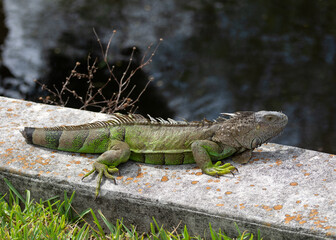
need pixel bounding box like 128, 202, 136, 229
20, 111, 288, 198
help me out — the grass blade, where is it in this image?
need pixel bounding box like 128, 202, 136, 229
4, 178, 24, 203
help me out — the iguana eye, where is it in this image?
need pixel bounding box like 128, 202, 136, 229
265, 115, 274, 122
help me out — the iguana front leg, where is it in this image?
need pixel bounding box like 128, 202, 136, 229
82, 140, 130, 198
191, 140, 237, 176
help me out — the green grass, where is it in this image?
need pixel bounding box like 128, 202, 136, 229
0, 178, 262, 239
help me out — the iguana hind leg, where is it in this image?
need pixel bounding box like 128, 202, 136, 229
191, 140, 237, 176
82, 140, 130, 198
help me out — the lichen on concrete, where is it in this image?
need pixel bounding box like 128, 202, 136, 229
0, 96, 335, 239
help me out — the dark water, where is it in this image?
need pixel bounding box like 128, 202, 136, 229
0, 0, 336, 153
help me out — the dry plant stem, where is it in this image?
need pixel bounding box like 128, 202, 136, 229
36, 29, 162, 114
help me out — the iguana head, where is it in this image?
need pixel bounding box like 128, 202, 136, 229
213, 111, 288, 149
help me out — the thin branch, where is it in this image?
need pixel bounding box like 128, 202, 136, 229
36, 31, 162, 114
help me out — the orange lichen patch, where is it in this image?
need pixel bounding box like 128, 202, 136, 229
304, 173, 310, 176
26, 103, 33, 107
207, 179, 213, 183
214, 179, 220, 183
329, 154, 335, 157
253, 158, 260, 161
284, 214, 303, 224
133, 179, 140, 183
7, 108, 13, 111
314, 220, 326, 225
136, 173, 144, 178
314, 194, 319, 196
269, 164, 273, 167
66, 164, 71, 167
326, 232, 336, 237
126, 177, 134, 181
216, 203, 224, 207
275, 160, 282, 166
5, 148, 14, 152
264, 222, 271, 227
161, 176, 169, 182
250, 184, 255, 187
206, 187, 211, 190
138, 189, 143, 193
309, 209, 319, 218
290, 182, 298, 186
74, 161, 81, 164
299, 220, 307, 224
82, 168, 90, 173
255, 149, 263, 152
239, 203, 245, 209
116, 176, 123, 180
41, 159, 51, 165
0, 141, 5, 145
225, 191, 232, 195
216, 188, 221, 192
218, 196, 222, 199
195, 172, 203, 176
296, 200, 302, 204
296, 163, 303, 167
292, 155, 298, 159
273, 205, 283, 210
262, 205, 272, 211
78, 173, 84, 177
191, 181, 198, 185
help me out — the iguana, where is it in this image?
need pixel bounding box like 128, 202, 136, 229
20, 111, 288, 198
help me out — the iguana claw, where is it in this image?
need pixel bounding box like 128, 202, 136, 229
82, 162, 119, 199
203, 161, 238, 177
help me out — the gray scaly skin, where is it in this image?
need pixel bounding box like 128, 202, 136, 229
20, 111, 288, 198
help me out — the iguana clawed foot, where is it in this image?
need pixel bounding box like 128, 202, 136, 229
203, 161, 238, 177
82, 162, 119, 199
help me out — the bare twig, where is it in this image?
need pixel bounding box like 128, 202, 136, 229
36, 30, 162, 114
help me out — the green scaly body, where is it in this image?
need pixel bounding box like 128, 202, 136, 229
21, 111, 288, 198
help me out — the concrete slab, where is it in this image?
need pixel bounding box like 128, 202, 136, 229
0, 96, 335, 239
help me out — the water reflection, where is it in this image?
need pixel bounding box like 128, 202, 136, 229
0, 0, 335, 153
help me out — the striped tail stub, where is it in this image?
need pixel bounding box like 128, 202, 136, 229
20, 126, 112, 153
20, 127, 34, 145
20, 127, 63, 149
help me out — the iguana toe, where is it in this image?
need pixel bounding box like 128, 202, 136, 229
81, 163, 119, 199
204, 162, 238, 176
